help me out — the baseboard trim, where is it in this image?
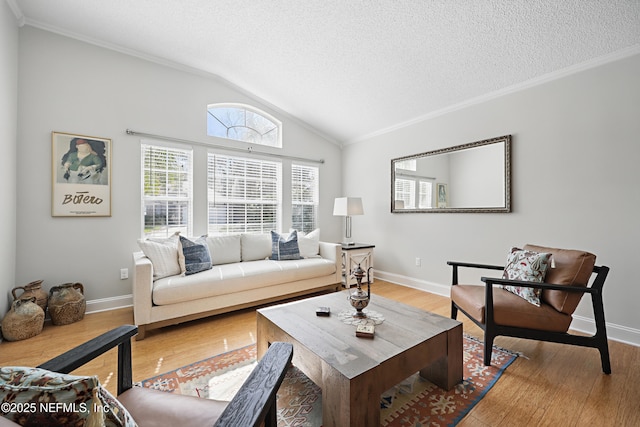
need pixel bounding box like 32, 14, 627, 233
374, 269, 640, 348
86, 294, 133, 314
374, 270, 451, 298
570, 315, 640, 348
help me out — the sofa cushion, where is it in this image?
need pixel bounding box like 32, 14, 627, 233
270, 230, 301, 260
241, 234, 272, 261
297, 229, 320, 258
524, 244, 596, 314
152, 258, 337, 306
0, 367, 136, 427
137, 234, 181, 280
500, 247, 551, 306
179, 236, 212, 275
206, 234, 241, 265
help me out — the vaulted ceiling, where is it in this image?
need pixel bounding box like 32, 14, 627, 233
9, 0, 640, 144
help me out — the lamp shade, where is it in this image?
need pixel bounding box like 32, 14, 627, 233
333, 197, 364, 216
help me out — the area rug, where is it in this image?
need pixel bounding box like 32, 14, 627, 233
139, 335, 517, 426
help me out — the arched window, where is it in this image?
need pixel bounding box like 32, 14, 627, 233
207, 103, 282, 148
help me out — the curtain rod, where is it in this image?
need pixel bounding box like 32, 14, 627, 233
125, 129, 325, 164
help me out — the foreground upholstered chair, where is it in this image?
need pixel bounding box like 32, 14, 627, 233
449, 244, 611, 374
0, 325, 293, 426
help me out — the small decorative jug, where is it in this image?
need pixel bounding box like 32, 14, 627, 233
12, 280, 48, 312
348, 264, 373, 318
1, 297, 45, 341
49, 282, 86, 326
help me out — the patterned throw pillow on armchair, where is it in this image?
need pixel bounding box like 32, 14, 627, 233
500, 247, 552, 306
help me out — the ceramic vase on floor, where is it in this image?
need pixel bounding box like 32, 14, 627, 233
49, 282, 86, 326
1, 297, 45, 341
11, 279, 48, 313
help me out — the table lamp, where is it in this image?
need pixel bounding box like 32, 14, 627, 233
333, 197, 364, 245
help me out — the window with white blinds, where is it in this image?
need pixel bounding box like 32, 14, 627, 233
141, 144, 193, 238
291, 164, 319, 233
207, 154, 282, 234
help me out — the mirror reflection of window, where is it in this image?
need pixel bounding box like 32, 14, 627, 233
395, 159, 416, 171
419, 181, 433, 209
394, 178, 434, 209
394, 179, 415, 208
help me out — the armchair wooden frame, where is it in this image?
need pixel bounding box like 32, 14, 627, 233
36, 325, 293, 427
448, 261, 611, 374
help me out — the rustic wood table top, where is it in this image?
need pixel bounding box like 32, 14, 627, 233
259, 290, 459, 377
257, 290, 463, 426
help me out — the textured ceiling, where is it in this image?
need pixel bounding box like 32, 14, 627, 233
9, 0, 640, 144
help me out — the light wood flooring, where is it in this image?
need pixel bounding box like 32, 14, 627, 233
1, 281, 638, 426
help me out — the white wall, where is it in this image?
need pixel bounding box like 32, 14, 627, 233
0, 1, 18, 319
15, 26, 343, 307
343, 53, 640, 345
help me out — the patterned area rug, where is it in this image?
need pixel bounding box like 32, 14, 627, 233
139, 335, 517, 426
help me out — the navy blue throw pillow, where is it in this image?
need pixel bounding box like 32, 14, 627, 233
270, 230, 301, 260
180, 236, 212, 275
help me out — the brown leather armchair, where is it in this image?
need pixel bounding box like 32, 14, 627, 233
1, 325, 292, 426
449, 244, 611, 374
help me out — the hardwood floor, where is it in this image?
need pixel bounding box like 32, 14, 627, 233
1, 281, 638, 426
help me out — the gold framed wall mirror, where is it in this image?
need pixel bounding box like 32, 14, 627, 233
391, 135, 511, 213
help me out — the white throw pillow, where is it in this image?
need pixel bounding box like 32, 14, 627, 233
297, 228, 320, 258
137, 234, 181, 279
206, 234, 242, 265
241, 233, 272, 261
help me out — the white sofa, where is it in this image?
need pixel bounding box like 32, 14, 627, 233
132, 232, 341, 339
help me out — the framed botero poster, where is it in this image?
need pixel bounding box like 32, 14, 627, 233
51, 131, 112, 217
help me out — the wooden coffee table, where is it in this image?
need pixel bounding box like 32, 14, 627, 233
256, 291, 463, 426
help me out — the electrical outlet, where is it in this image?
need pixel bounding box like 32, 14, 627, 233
120, 268, 129, 280
415, 257, 421, 267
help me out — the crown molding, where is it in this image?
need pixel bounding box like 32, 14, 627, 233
345, 44, 640, 146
